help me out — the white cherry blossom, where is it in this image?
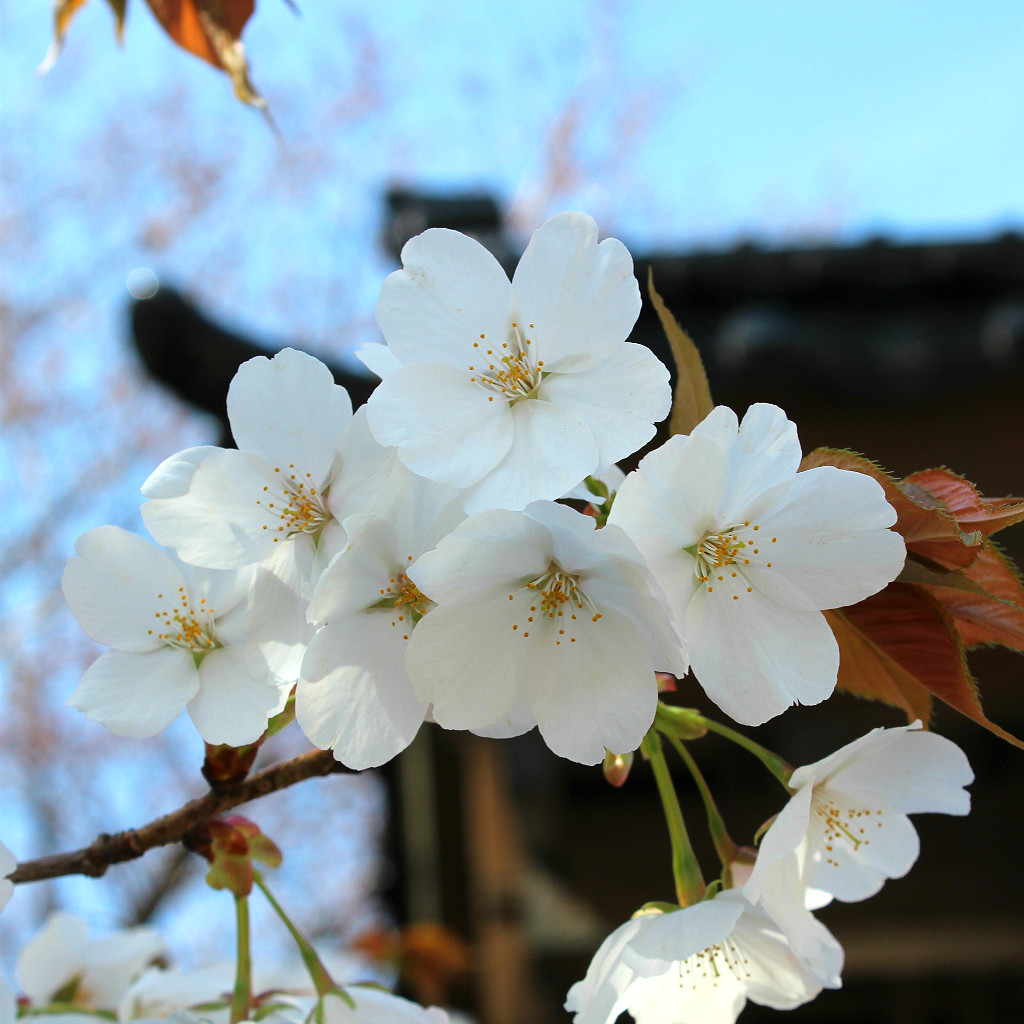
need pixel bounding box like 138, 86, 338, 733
63, 526, 290, 745
366, 211, 671, 513
16, 912, 165, 1011
608, 403, 907, 725
744, 722, 973, 907
141, 350, 396, 584
405, 500, 687, 764
298, 471, 465, 769
565, 889, 835, 1024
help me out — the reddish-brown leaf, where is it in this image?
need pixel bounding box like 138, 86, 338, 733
905, 468, 1024, 539
801, 448, 981, 569
924, 543, 1024, 651
143, 0, 266, 107
829, 585, 1023, 748
40, 0, 124, 72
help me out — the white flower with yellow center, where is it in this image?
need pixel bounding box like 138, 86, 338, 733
298, 471, 465, 769
404, 501, 687, 764
565, 889, 836, 1024
363, 211, 671, 514
141, 349, 395, 582
63, 526, 289, 745
608, 403, 907, 726
744, 721, 973, 911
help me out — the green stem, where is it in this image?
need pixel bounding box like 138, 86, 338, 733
687, 712, 794, 788
230, 895, 252, 1024
663, 732, 737, 870
640, 729, 705, 906
253, 871, 353, 1008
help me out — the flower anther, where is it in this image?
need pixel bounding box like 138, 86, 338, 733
511, 564, 601, 644
257, 465, 331, 542
151, 586, 219, 655
374, 565, 433, 638
469, 322, 544, 404
691, 520, 776, 598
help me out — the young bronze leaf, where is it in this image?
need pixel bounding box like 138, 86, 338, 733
801, 448, 980, 569
825, 604, 934, 724
107, 0, 127, 41
40, 0, 122, 72
831, 584, 1024, 748
647, 268, 713, 436
143, 0, 267, 109
925, 543, 1024, 651
905, 468, 1024, 538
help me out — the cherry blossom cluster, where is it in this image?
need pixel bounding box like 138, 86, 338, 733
61, 213, 907, 767
2, 212, 983, 1023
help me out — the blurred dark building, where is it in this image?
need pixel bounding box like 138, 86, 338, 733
131, 190, 1024, 1024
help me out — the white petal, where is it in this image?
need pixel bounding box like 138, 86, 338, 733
803, 789, 920, 901
366, 362, 513, 487
310, 518, 402, 623
826, 727, 973, 816
564, 917, 645, 1024
470, 702, 537, 738
62, 527, 188, 652
461, 398, 599, 514
731, 901, 832, 1010
747, 854, 844, 987
409, 509, 552, 607
324, 406, 403, 523
323, 988, 450, 1024
749, 466, 904, 611
405, 600, 523, 729
227, 348, 351, 485
685, 589, 838, 725
245, 562, 314, 682
17, 912, 88, 1004
693, 404, 802, 527
354, 341, 401, 380
511, 212, 640, 372
81, 928, 165, 1009
624, 968, 747, 1024
298, 613, 427, 769
188, 647, 282, 745
610, 433, 729, 551
142, 448, 289, 569
140, 446, 218, 499
743, 785, 816, 904
68, 649, 198, 738
540, 342, 670, 465
527, 606, 659, 764
375, 227, 512, 366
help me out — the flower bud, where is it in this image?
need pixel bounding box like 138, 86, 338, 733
723, 844, 759, 890
603, 750, 634, 787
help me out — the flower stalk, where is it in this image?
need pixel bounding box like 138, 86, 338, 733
662, 731, 738, 870
658, 705, 793, 788
640, 729, 704, 906
253, 871, 353, 1007
230, 894, 252, 1024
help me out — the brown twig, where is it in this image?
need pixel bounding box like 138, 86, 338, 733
10, 748, 347, 885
